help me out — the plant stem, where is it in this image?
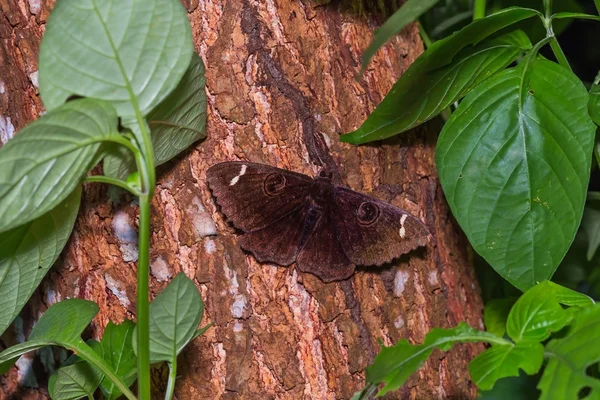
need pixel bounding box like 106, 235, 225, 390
137, 193, 152, 399
549, 37, 572, 71
164, 361, 177, 400
418, 22, 432, 48
83, 175, 141, 196
473, 0, 486, 20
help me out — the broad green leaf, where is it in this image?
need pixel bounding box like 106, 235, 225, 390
133, 273, 203, 363
484, 298, 515, 337
0, 300, 134, 400
538, 305, 600, 399
0, 99, 117, 233
342, 30, 531, 144
596, 0, 600, 15
48, 361, 102, 400
39, 0, 193, 121
0, 187, 80, 335
360, 0, 439, 73
477, 372, 541, 399
104, 53, 208, 180
506, 281, 592, 343
99, 321, 137, 400
469, 342, 544, 390
436, 59, 595, 290
589, 84, 600, 126
582, 201, 600, 261
0, 300, 98, 365
366, 323, 503, 396
418, 7, 539, 71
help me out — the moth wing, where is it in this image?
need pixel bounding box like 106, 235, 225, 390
296, 211, 354, 282
206, 161, 313, 232
238, 202, 310, 266
332, 187, 430, 266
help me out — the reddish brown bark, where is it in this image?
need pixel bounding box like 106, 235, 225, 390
0, 0, 484, 399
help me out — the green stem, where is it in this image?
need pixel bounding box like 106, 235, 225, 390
164, 361, 177, 400
549, 37, 571, 71
75, 344, 137, 400
418, 22, 432, 48
83, 175, 141, 196
473, 0, 486, 20
136, 192, 152, 399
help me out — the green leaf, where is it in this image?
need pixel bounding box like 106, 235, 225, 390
582, 200, 600, 261
477, 372, 541, 399
0, 99, 116, 233
360, 0, 439, 73
49, 361, 102, 400
484, 298, 515, 337
469, 342, 544, 390
343, 30, 532, 144
192, 323, 213, 340
589, 84, 600, 126
419, 7, 539, 71
133, 273, 203, 364
538, 304, 600, 399
99, 321, 137, 400
366, 323, 504, 396
551, 12, 600, 21
0, 187, 81, 335
104, 53, 208, 180
436, 59, 596, 291
506, 281, 593, 343
596, 0, 600, 15
39, 0, 193, 121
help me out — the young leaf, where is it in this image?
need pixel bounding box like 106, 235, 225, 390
551, 12, 600, 21
39, 0, 193, 121
469, 342, 544, 390
133, 273, 203, 364
0, 300, 136, 400
538, 304, 600, 399
48, 361, 102, 400
343, 30, 532, 144
582, 201, 600, 261
0, 187, 81, 335
0, 99, 116, 233
436, 59, 596, 291
99, 321, 137, 400
506, 281, 593, 343
484, 297, 515, 337
365, 323, 504, 396
418, 7, 539, 71
360, 0, 439, 73
589, 84, 600, 126
104, 53, 208, 180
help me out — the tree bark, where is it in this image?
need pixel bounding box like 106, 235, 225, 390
0, 0, 485, 399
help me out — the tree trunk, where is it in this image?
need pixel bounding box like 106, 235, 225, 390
0, 0, 485, 399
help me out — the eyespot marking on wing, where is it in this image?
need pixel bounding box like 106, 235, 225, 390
399, 214, 408, 238
229, 164, 248, 186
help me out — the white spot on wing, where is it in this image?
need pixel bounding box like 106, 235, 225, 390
399, 214, 408, 238
229, 164, 248, 186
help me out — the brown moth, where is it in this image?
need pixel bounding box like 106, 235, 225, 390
206, 161, 430, 282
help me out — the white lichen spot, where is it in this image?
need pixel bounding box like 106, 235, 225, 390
28, 0, 41, 15
321, 132, 331, 148
104, 274, 130, 307
29, 71, 39, 88
394, 269, 410, 296
233, 321, 244, 333
204, 239, 216, 254
394, 316, 405, 329
229, 164, 247, 186
225, 266, 247, 319
16, 356, 37, 387
399, 214, 408, 238
45, 289, 58, 306
150, 256, 172, 282
428, 271, 439, 287
112, 210, 138, 262
231, 295, 247, 318
189, 196, 217, 238
0, 116, 15, 144
0, 80, 5, 94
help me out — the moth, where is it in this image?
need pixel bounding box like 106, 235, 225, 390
206, 162, 430, 282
